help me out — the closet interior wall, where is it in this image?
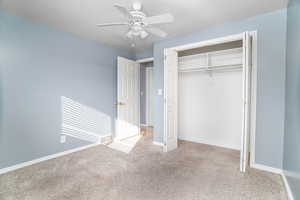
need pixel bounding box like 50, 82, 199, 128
178, 40, 244, 150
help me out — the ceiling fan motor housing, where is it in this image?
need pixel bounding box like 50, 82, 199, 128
129, 11, 147, 26
127, 10, 148, 39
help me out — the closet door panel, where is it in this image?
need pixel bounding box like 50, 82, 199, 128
240, 32, 252, 172
164, 49, 178, 152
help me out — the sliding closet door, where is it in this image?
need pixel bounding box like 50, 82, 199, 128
164, 49, 178, 152
240, 32, 252, 172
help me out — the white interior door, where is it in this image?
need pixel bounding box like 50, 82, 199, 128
146, 67, 154, 126
240, 32, 252, 172
164, 49, 178, 152
116, 57, 140, 140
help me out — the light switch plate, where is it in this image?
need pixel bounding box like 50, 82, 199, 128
157, 89, 163, 96
60, 135, 66, 143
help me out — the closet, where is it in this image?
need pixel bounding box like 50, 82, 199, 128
178, 41, 243, 150
163, 32, 254, 172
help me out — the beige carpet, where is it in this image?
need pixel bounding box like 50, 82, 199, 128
0, 134, 287, 200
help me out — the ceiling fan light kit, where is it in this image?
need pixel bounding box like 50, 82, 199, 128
96, 2, 174, 46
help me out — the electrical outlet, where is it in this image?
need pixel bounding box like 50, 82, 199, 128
60, 135, 66, 143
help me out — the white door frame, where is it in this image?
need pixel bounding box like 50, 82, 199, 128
163, 31, 258, 168
136, 57, 154, 63
137, 57, 154, 127
146, 67, 154, 126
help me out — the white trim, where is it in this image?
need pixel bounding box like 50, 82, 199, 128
163, 48, 167, 151
249, 31, 258, 167
138, 62, 141, 135
0, 142, 102, 175
171, 33, 244, 52
180, 138, 240, 151
282, 172, 295, 200
114, 134, 140, 142
240, 31, 251, 172
153, 141, 164, 146
251, 163, 295, 200
145, 67, 154, 126
136, 57, 154, 63
251, 163, 283, 174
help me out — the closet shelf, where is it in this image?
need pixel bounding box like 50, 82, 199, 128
179, 63, 242, 73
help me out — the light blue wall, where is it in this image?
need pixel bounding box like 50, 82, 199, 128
135, 48, 153, 60
0, 11, 134, 169
283, 0, 300, 198
153, 9, 287, 169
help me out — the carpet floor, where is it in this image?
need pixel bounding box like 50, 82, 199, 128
0, 133, 287, 200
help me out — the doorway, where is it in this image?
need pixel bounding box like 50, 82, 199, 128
139, 59, 154, 137
115, 57, 154, 142
163, 32, 257, 172
140, 61, 154, 127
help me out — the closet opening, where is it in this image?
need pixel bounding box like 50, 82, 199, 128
178, 40, 243, 150
163, 32, 257, 172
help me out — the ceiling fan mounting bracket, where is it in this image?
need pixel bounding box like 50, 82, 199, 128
132, 2, 142, 11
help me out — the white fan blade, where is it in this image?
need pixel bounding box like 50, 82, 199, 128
140, 30, 149, 39
114, 4, 131, 18
146, 27, 167, 38
97, 23, 128, 27
144, 13, 174, 25
126, 30, 134, 39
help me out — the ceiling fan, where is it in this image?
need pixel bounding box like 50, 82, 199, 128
97, 2, 174, 41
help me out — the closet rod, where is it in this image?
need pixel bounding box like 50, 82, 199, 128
179, 64, 242, 73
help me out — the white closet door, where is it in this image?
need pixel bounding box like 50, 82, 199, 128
164, 49, 178, 152
116, 57, 140, 140
240, 32, 252, 172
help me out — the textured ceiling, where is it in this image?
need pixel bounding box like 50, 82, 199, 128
0, 0, 288, 52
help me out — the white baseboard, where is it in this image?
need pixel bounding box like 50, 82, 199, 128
251, 163, 295, 200
153, 141, 164, 146
251, 163, 283, 174
0, 141, 105, 175
179, 137, 240, 151
100, 135, 113, 144
281, 172, 295, 200
114, 134, 139, 142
